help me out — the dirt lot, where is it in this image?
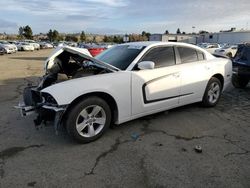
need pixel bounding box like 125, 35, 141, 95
0, 50, 249, 188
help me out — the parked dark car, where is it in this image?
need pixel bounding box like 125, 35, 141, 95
0, 46, 5, 55
232, 44, 250, 88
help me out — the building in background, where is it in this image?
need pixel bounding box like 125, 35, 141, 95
197, 30, 250, 44
149, 34, 198, 44
150, 30, 250, 45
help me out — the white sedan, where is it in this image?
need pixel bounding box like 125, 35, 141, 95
214, 45, 238, 58
17, 42, 232, 143
17, 42, 35, 51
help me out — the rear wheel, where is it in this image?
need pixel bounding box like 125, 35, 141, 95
202, 77, 222, 107
65, 96, 111, 143
232, 74, 249, 88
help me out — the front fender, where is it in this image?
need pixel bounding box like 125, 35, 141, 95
42, 72, 131, 122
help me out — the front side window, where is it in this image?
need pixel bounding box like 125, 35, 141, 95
140, 46, 175, 68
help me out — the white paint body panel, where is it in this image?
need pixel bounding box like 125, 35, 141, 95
41, 42, 232, 124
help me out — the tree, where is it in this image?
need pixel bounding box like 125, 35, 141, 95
80, 31, 86, 42
199, 30, 209, 34
165, 30, 169, 34
141, 31, 151, 41
52, 30, 59, 41
182, 32, 186, 34
176, 28, 181, 34
103, 35, 109, 42
47, 29, 60, 41
47, 29, 53, 42
65, 35, 78, 42
18, 27, 24, 39
23, 25, 33, 39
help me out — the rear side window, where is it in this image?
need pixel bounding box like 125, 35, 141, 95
141, 46, 175, 68
178, 47, 205, 63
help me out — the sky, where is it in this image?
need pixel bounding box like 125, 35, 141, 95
0, 0, 250, 34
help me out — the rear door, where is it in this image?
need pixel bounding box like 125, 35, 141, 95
177, 46, 212, 105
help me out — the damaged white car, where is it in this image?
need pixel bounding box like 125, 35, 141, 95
17, 42, 232, 143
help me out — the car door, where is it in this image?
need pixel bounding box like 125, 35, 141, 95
177, 46, 212, 105
131, 46, 181, 115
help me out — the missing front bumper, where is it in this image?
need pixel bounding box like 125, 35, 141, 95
15, 102, 67, 132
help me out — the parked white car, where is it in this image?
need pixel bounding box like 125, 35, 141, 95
214, 45, 238, 58
16, 42, 35, 51
200, 43, 221, 54
17, 42, 232, 143
23, 40, 40, 50
0, 40, 17, 53
40, 42, 53, 49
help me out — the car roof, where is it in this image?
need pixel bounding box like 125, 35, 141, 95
119, 41, 201, 48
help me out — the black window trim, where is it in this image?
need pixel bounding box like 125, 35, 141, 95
175, 46, 206, 64
132, 45, 177, 70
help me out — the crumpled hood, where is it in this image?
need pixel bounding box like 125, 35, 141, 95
45, 46, 120, 72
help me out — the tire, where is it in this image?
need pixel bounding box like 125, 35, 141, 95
65, 96, 111, 143
202, 77, 222, 107
232, 74, 249, 89
21, 47, 24, 51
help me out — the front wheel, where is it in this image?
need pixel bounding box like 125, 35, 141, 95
202, 77, 222, 107
65, 96, 111, 143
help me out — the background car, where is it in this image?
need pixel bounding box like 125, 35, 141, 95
232, 43, 250, 88
214, 45, 238, 58
0, 46, 5, 55
39, 42, 53, 49
0, 40, 16, 53
199, 43, 221, 54
23, 40, 40, 50
17, 42, 232, 143
78, 43, 106, 56
16, 42, 35, 51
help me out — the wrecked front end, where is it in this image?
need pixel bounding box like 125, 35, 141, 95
16, 85, 66, 131
16, 46, 117, 132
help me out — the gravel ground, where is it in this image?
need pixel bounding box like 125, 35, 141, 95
0, 50, 249, 188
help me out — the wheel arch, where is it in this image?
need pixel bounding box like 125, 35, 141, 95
64, 91, 119, 124
211, 73, 224, 90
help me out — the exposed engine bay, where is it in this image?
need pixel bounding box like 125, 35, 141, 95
39, 50, 111, 90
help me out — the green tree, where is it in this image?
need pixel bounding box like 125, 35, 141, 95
47, 29, 53, 42
23, 25, 33, 39
65, 35, 78, 42
18, 27, 24, 39
165, 30, 169, 34
103, 35, 108, 42
52, 30, 59, 41
80, 31, 86, 42
176, 28, 181, 34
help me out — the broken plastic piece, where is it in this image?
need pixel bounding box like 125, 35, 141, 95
194, 145, 202, 153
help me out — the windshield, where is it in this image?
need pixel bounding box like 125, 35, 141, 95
95, 45, 145, 70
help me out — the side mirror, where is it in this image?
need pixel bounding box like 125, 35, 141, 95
138, 61, 155, 70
